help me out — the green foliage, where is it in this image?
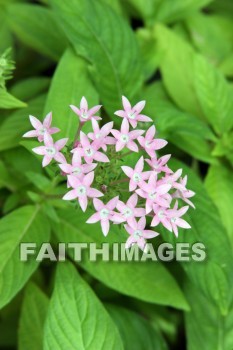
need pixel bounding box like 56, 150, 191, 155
0, 0, 232, 349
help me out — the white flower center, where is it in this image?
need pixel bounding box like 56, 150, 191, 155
85, 148, 94, 157
72, 166, 82, 175
133, 230, 142, 239
81, 112, 88, 119
45, 147, 56, 156
133, 173, 141, 182
149, 192, 156, 200
100, 208, 109, 219
127, 112, 135, 120
39, 127, 47, 135
171, 217, 177, 223
96, 133, 101, 139
123, 207, 132, 218
158, 210, 164, 218
77, 185, 86, 196
145, 140, 152, 148
120, 134, 129, 143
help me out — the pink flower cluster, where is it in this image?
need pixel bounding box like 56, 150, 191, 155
24, 96, 195, 252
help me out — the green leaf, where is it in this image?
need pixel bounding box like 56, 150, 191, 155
0, 160, 16, 190
18, 283, 49, 350
7, 4, 67, 60
163, 159, 233, 314
43, 262, 123, 350
10, 77, 50, 101
106, 304, 168, 350
0, 87, 26, 109
44, 48, 98, 140
0, 205, 50, 309
194, 54, 233, 134
0, 94, 46, 151
143, 82, 216, 163
156, 24, 203, 118
205, 164, 233, 246
49, 0, 143, 114
54, 208, 189, 310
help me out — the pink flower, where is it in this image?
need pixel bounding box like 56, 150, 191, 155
86, 196, 124, 236
167, 201, 191, 237
32, 133, 67, 167
172, 176, 195, 208
114, 96, 152, 128
138, 125, 167, 157
111, 118, 144, 152
70, 96, 102, 123
151, 205, 172, 231
136, 173, 171, 213
125, 217, 159, 251
63, 172, 103, 211
121, 156, 151, 191
59, 152, 96, 178
146, 154, 172, 174
88, 119, 115, 151
73, 131, 109, 164
23, 113, 60, 142
116, 193, 145, 226
160, 169, 184, 190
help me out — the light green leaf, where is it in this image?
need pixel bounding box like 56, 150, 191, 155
18, 283, 49, 350
156, 24, 203, 118
49, 0, 143, 114
10, 77, 50, 101
0, 88, 26, 109
7, 4, 67, 60
0, 94, 45, 151
44, 49, 98, 140
44, 262, 123, 350
194, 54, 233, 134
0, 205, 50, 309
106, 304, 168, 350
54, 208, 189, 310
205, 164, 233, 246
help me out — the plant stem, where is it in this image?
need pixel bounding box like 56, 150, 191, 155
73, 121, 84, 147
109, 178, 129, 186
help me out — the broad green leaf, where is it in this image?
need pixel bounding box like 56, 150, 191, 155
0, 205, 50, 309
106, 304, 168, 350
44, 262, 123, 350
54, 208, 189, 310
186, 14, 233, 68
0, 10, 13, 52
0, 160, 16, 191
163, 159, 233, 314
156, 24, 203, 118
0, 94, 46, 151
127, 0, 161, 24
205, 164, 233, 246
10, 77, 50, 101
7, 4, 67, 60
185, 281, 233, 350
0, 87, 26, 109
44, 49, 98, 140
49, 0, 143, 114
194, 54, 233, 134
18, 283, 49, 350
143, 82, 216, 163
219, 52, 233, 77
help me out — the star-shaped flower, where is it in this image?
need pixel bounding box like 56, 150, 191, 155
86, 196, 124, 236
23, 112, 60, 142
88, 119, 115, 151
138, 125, 167, 158
63, 172, 103, 211
114, 96, 152, 128
116, 193, 145, 226
111, 119, 144, 152
151, 205, 172, 231
146, 154, 172, 174
32, 133, 67, 167
121, 156, 151, 191
70, 96, 102, 123
59, 152, 96, 179
167, 201, 191, 237
172, 176, 195, 208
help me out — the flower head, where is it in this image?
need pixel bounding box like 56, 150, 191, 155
70, 96, 102, 123
117, 193, 145, 226
111, 118, 144, 152
23, 113, 60, 142
167, 201, 191, 237
138, 125, 167, 158
121, 156, 150, 191
88, 119, 115, 151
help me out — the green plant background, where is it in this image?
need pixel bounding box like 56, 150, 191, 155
0, 0, 233, 349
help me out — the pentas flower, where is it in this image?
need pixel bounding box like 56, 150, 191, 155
63, 173, 103, 211
86, 197, 124, 236
138, 125, 167, 158
111, 118, 144, 152
73, 131, 109, 164
70, 96, 102, 123
117, 193, 145, 226
32, 133, 67, 167
23, 113, 59, 142
121, 156, 151, 191
125, 217, 159, 251
24, 95, 195, 251
114, 96, 152, 128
